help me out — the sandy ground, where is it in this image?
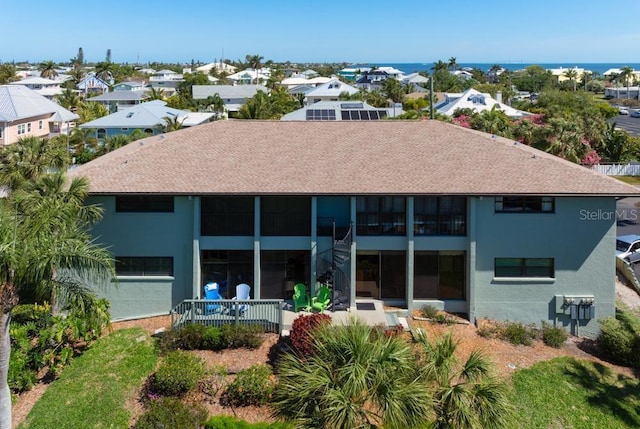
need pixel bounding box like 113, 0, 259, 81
12, 280, 640, 427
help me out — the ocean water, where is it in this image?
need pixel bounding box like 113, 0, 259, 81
350, 63, 640, 76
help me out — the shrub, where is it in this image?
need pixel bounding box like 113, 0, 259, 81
153, 350, 205, 396
289, 313, 332, 356
203, 326, 225, 350
221, 323, 264, 349
421, 305, 439, 319
499, 321, 535, 346
541, 321, 568, 348
176, 323, 208, 350
220, 364, 276, 407
598, 310, 640, 367
134, 397, 208, 429
205, 415, 293, 428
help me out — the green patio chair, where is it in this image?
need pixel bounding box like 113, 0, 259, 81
311, 285, 331, 313
292, 283, 311, 312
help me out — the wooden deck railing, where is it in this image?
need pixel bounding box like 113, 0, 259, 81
170, 299, 285, 333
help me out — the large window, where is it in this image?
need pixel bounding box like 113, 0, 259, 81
414, 196, 466, 235
261, 250, 310, 299
17, 124, 26, 135
116, 256, 173, 276
201, 196, 254, 236
494, 258, 554, 278
116, 195, 174, 212
414, 252, 465, 299
261, 197, 311, 236
495, 196, 554, 213
201, 250, 253, 298
356, 196, 406, 235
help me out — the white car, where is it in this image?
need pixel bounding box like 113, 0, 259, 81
616, 234, 640, 261
619, 107, 629, 115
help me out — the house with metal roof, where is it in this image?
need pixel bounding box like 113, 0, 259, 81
303, 79, 359, 105
9, 76, 66, 99
281, 100, 403, 121
68, 120, 638, 337
88, 90, 150, 113
435, 88, 530, 118
192, 84, 268, 117
77, 74, 110, 96
78, 100, 215, 139
0, 85, 78, 145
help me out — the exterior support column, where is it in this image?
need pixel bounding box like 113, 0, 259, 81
254, 197, 261, 299
350, 196, 357, 310
310, 197, 318, 295
192, 196, 201, 299
406, 197, 415, 313
468, 197, 477, 324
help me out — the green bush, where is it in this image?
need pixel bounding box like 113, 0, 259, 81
421, 305, 439, 319
598, 310, 640, 367
153, 350, 205, 396
134, 397, 208, 429
220, 364, 275, 407
205, 415, 292, 428
203, 326, 225, 350
499, 321, 535, 346
541, 321, 568, 348
176, 323, 208, 350
221, 323, 264, 349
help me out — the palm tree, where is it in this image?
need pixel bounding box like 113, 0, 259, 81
39, 60, 58, 79
147, 87, 166, 101
0, 64, 18, 84
162, 115, 185, 132
415, 331, 512, 429
245, 54, 264, 84
581, 70, 593, 91
237, 91, 275, 119
563, 68, 578, 91
432, 60, 448, 73
94, 61, 115, 83
56, 88, 81, 111
272, 318, 433, 428
618, 66, 634, 99
0, 150, 114, 427
76, 101, 109, 124
448, 57, 458, 71
382, 78, 405, 104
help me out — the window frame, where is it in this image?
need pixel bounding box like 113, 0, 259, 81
115, 256, 174, 276
414, 196, 466, 236
495, 196, 554, 213
115, 195, 174, 213
494, 257, 555, 278
356, 196, 406, 236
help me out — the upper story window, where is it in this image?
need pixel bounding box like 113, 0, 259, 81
17, 124, 26, 135
97, 129, 106, 139
116, 256, 173, 276
414, 196, 466, 236
494, 257, 554, 278
201, 196, 254, 236
356, 196, 406, 235
27, 123, 31, 132
261, 196, 311, 236
0, 127, 3, 138
38, 120, 43, 130
495, 196, 554, 213
116, 195, 174, 212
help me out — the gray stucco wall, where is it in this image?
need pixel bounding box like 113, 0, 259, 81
472, 196, 616, 337
88, 196, 195, 320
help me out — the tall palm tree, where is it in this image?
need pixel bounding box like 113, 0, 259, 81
0, 64, 18, 84
415, 332, 512, 429
273, 318, 433, 428
618, 66, 634, 99
245, 54, 264, 84
581, 70, 592, 91
162, 115, 185, 132
0, 153, 114, 427
76, 101, 109, 124
56, 88, 81, 111
432, 60, 448, 73
94, 61, 115, 83
39, 60, 58, 79
147, 87, 166, 101
563, 68, 578, 91
448, 57, 458, 71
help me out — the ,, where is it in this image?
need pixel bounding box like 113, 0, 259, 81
615, 234, 640, 261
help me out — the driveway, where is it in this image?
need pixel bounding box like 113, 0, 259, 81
610, 114, 640, 137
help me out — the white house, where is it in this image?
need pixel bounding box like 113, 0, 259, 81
435, 88, 530, 118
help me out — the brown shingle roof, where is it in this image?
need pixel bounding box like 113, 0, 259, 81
68, 120, 640, 196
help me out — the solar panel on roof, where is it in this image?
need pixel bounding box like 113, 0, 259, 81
340, 102, 364, 109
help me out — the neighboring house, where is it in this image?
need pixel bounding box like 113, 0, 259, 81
149, 69, 184, 95
67, 120, 638, 339
0, 85, 79, 145
87, 90, 150, 113
78, 100, 214, 139
338, 66, 371, 80
355, 70, 391, 92
196, 62, 237, 74
77, 74, 110, 96
192, 84, 268, 117
303, 79, 359, 105
548, 66, 587, 83
281, 100, 403, 121
9, 76, 66, 99
113, 81, 147, 92
604, 86, 640, 99
452, 69, 474, 80
226, 68, 270, 85
280, 75, 332, 89
435, 88, 530, 118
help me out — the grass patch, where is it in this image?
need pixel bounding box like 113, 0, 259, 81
19, 328, 158, 429
612, 176, 640, 185
508, 357, 640, 428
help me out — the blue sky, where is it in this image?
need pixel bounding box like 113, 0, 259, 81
3, 0, 640, 65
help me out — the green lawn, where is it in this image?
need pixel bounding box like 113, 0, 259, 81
612, 175, 640, 185
19, 328, 158, 429
508, 357, 640, 429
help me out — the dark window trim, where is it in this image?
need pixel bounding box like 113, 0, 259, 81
414, 196, 467, 236
116, 195, 174, 213
356, 196, 406, 236
494, 257, 555, 278
495, 196, 554, 213
115, 256, 174, 276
